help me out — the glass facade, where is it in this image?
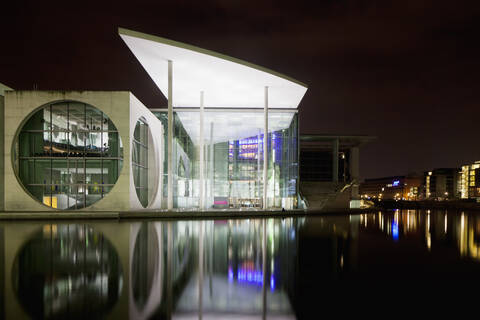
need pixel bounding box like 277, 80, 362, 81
267, 112, 299, 209
14, 101, 123, 209
153, 109, 299, 210
132, 118, 149, 207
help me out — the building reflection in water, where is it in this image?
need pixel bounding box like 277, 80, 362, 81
359, 209, 480, 261
128, 218, 304, 319
0, 217, 357, 319
9, 211, 480, 319
11, 224, 123, 320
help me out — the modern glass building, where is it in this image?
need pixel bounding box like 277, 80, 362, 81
1, 28, 307, 212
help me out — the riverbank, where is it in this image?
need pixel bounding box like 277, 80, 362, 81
5, 202, 477, 220
0, 208, 376, 220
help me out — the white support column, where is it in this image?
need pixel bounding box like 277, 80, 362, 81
199, 91, 205, 209
167, 60, 173, 210
209, 122, 214, 206
263, 86, 269, 209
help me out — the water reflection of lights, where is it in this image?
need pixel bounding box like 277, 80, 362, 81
426, 211, 431, 251
392, 220, 399, 242
460, 213, 466, 257
360, 210, 480, 261
172, 218, 297, 318
445, 214, 448, 234
228, 264, 276, 291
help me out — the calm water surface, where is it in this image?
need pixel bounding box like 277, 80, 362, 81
1, 209, 480, 319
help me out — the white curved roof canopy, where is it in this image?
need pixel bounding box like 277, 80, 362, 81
119, 28, 308, 109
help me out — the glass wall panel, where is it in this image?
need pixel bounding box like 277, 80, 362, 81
152, 111, 169, 206
204, 111, 265, 209
51, 103, 69, 131
69, 103, 85, 131
14, 101, 123, 210
86, 105, 103, 131
51, 131, 68, 156
170, 111, 264, 209
87, 132, 102, 156
267, 112, 298, 209
34, 159, 50, 184
173, 112, 199, 209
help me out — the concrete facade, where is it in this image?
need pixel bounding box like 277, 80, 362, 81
129, 94, 164, 210
3, 90, 164, 212
0, 83, 12, 211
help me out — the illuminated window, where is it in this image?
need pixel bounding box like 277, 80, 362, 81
14, 101, 123, 209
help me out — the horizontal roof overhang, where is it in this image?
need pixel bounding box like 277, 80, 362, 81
119, 28, 308, 109
300, 134, 377, 149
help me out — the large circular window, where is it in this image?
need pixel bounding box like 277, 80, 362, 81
132, 118, 151, 208
14, 101, 124, 209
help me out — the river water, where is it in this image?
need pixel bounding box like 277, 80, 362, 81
1, 209, 480, 319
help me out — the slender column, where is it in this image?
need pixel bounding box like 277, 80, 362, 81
209, 122, 214, 205
263, 86, 269, 209
332, 138, 339, 183
199, 91, 205, 209
167, 60, 173, 210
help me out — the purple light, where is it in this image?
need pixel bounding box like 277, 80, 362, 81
228, 267, 234, 282
236, 268, 263, 285
229, 265, 277, 288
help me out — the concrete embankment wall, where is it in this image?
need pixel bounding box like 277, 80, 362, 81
300, 181, 351, 211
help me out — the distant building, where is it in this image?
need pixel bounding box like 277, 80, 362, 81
299, 135, 375, 209
460, 161, 480, 199
360, 175, 422, 201
424, 168, 460, 200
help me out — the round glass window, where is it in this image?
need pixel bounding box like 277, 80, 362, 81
13, 101, 124, 209
132, 118, 150, 208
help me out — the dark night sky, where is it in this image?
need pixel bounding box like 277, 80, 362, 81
1, 0, 480, 180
